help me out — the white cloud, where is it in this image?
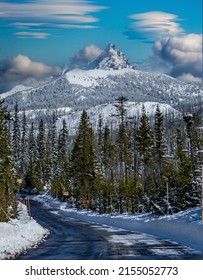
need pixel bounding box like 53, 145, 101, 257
70, 44, 103, 69
14, 32, 50, 39
11, 22, 101, 31
178, 73, 202, 83
153, 34, 202, 82
4, 55, 60, 78
125, 11, 184, 41
0, 54, 61, 92
0, 0, 107, 32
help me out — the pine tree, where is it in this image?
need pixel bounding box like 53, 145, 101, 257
44, 128, 52, 183
50, 113, 59, 179
71, 111, 96, 207
136, 106, 155, 211
154, 105, 167, 169
58, 119, 69, 159
173, 128, 199, 210
12, 102, 21, 172
101, 125, 116, 212
57, 119, 70, 196
114, 96, 128, 125
36, 119, 46, 183
24, 122, 42, 193
0, 99, 17, 221
153, 105, 169, 212
184, 113, 203, 168
20, 111, 29, 176
136, 106, 154, 168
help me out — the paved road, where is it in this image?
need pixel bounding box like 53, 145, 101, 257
18, 200, 203, 260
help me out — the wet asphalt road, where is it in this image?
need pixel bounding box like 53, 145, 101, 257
18, 200, 203, 260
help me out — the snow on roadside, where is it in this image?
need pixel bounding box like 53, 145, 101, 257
0, 202, 49, 260
34, 194, 203, 254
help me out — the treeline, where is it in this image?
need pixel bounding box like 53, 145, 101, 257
0, 97, 203, 221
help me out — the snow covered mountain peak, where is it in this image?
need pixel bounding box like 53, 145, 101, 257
90, 43, 133, 70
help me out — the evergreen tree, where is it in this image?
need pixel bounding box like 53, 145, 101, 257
184, 113, 203, 168
12, 102, 21, 172
71, 111, 96, 206
114, 96, 128, 125
0, 99, 17, 221
44, 129, 52, 184
136, 106, 154, 168
36, 119, 46, 183
154, 105, 167, 169
58, 119, 69, 160
50, 113, 59, 179
173, 128, 199, 210
24, 122, 41, 193
153, 105, 169, 213
20, 111, 29, 176
136, 106, 155, 211
57, 119, 70, 196
101, 125, 116, 212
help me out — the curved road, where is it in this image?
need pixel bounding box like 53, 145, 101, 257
18, 201, 203, 260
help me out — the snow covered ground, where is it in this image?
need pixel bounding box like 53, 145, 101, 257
0, 202, 49, 260
34, 194, 203, 255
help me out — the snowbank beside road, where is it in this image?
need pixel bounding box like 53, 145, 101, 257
0, 202, 49, 260
35, 195, 203, 254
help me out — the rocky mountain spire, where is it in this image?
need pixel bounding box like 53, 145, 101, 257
90, 43, 133, 70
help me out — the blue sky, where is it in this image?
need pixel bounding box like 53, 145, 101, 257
0, 0, 202, 91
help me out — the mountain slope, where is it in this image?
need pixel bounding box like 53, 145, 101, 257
1, 68, 202, 121
1, 44, 202, 128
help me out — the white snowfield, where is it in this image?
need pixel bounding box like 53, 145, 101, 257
65, 68, 135, 88
35, 195, 203, 255
0, 202, 49, 260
